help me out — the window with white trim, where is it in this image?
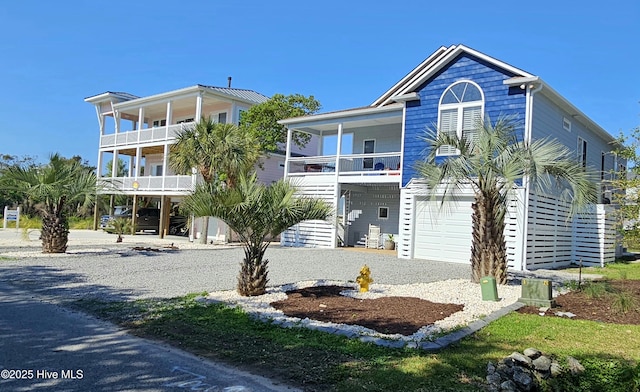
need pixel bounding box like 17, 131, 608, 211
563, 117, 572, 132
437, 81, 484, 155
210, 111, 227, 124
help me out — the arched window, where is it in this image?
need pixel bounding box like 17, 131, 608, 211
437, 81, 484, 155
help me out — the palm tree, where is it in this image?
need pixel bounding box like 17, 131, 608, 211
111, 217, 132, 243
182, 174, 332, 296
416, 116, 597, 284
169, 118, 260, 187
170, 118, 261, 243
1, 154, 100, 253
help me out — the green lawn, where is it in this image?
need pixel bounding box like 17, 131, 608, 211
565, 260, 640, 280
74, 288, 640, 392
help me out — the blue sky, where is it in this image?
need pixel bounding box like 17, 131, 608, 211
0, 1, 638, 166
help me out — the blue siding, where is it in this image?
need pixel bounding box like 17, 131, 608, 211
402, 54, 527, 186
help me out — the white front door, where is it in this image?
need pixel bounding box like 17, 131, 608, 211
413, 197, 474, 263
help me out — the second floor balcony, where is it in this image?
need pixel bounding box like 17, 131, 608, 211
286, 152, 401, 183
100, 122, 194, 149
99, 175, 196, 195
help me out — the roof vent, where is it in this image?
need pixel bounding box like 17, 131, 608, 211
227, 76, 232, 88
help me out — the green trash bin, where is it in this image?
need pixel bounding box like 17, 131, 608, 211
480, 276, 499, 301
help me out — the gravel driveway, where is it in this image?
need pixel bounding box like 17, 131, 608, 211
0, 230, 471, 301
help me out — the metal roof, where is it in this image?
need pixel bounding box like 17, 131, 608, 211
84, 91, 139, 102
199, 85, 269, 104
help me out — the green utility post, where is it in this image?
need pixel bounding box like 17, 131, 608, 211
480, 276, 499, 301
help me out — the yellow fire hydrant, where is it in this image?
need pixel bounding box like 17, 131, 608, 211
356, 264, 374, 292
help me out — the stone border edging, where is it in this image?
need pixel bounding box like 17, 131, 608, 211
279, 300, 526, 351
417, 302, 526, 351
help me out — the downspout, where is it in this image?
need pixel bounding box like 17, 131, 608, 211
520, 82, 543, 271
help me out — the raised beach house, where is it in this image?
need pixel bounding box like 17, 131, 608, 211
85, 84, 312, 241
279, 44, 622, 271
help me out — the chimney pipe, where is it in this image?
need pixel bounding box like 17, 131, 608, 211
227, 76, 232, 88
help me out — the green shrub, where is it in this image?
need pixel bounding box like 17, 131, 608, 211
612, 291, 637, 314
68, 217, 94, 230
563, 280, 581, 291
543, 357, 639, 392
582, 281, 611, 299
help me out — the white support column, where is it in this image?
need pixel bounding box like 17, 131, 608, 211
162, 143, 169, 191
112, 150, 118, 178
137, 107, 145, 130
96, 151, 103, 178
135, 147, 142, 177
318, 131, 323, 156
335, 124, 343, 176
331, 123, 344, 248
95, 107, 105, 135
284, 127, 292, 178
128, 156, 134, 177
167, 100, 174, 124
195, 93, 203, 121
115, 111, 121, 133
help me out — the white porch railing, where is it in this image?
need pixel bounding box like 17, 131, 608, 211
287, 152, 401, 177
99, 175, 196, 193
99, 122, 195, 148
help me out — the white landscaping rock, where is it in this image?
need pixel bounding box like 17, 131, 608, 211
203, 279, 521, 346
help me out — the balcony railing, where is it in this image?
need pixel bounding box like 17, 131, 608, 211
99, 122, 195, 148
287, 152, 401, 178
99, 175, 196, 193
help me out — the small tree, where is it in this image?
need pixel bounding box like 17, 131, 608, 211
609, 127, 640, 249
416, 116, 597, 284
182, 174, 331, 296
0, 154, 101, 253
111, 217, 132, 243
239, 93, 321, 152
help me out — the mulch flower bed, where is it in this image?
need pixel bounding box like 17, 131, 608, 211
270, 285, 463, 335
518, 280, 640, 324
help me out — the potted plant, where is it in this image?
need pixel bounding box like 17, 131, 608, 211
384, 234, 395, 250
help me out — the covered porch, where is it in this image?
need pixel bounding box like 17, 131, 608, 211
280, 104, 405, 184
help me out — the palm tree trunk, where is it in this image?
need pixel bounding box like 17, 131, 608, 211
471, 190, 507, 284
41, 213, 69, 253
200, 217, 209, 244
237, 242, 269, 296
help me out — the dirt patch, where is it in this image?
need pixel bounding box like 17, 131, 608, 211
518, 280, 640, 324
270, 285, 464, 335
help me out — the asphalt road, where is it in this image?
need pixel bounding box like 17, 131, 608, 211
0, 280, 298, 392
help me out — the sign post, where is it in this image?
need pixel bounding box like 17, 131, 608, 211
3, 206, 20, 229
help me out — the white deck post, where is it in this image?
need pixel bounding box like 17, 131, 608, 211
331, 123, 344, 248
137, 107, 145, 130
195, 93, 203, 121
135, 147, 141, 178
96, 151, 103, 178
96, 107, 105, 136
284, 127, 292, 178
114, 111, 121, 133
335, 123, 343, 175
166, 100, 173, 136
112, 150, 118, 178
128, 156, 134, 177
162, 144, 169, 191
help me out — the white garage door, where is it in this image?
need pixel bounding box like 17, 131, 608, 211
414, 197, 474, 263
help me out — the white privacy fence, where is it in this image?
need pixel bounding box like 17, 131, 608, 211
527, 193, 617, 268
